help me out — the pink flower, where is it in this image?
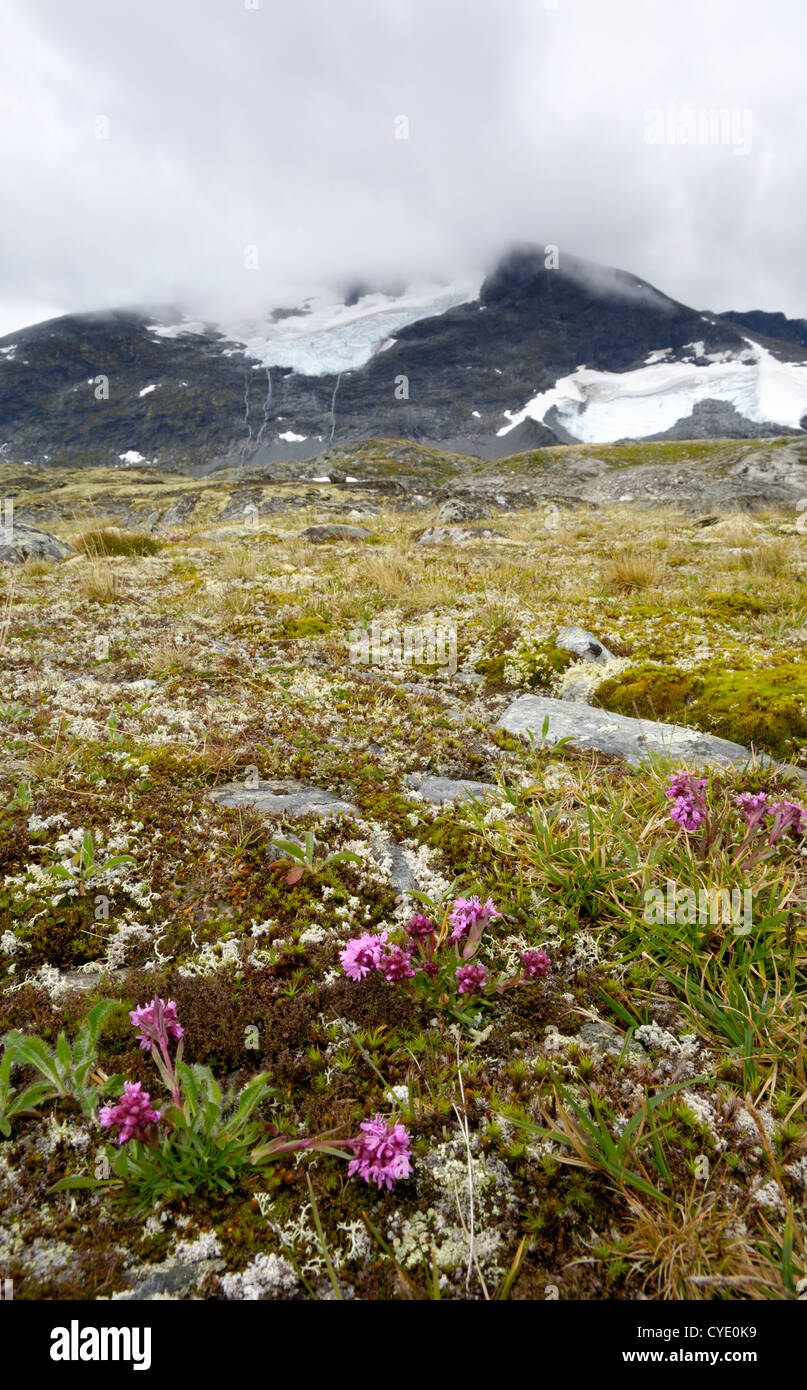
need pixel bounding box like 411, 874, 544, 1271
735, 792, 806, 843
129, 998, 184, 1052
664, 771, 708, 832
448, 896, 501, 944
456, 963, 489, 996
378, 946, 416, 982
405, 913, 436, 940
521, 949, 551, 979
348, 1114, 412, 1190
735, 791, 770, 831
768, 799, 807, 843
339, 930, 387, 981
99, 1081, 161, 1146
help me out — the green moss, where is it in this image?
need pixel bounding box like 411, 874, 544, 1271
705, 590, 772, 622
596, 660, 807, 760
281, 614, 332, 638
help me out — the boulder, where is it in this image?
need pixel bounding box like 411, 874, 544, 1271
433, 498, 488, 524
0, 524, 73, 564
555, 625, 617, 664
416, 525, 505, 545
301, 524, 373, 542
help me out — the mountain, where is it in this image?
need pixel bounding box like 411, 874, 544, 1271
1, 246, 806, 471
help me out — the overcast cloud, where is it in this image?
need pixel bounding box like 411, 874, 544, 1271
0, 0, 805, 337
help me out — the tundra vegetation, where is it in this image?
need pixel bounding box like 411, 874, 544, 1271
0, 450, 806, 1300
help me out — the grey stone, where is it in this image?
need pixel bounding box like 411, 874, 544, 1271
416, 525, 505, 545
577, 1021, 649, 1064
497, 693, 778, 771
210, 778, 357, 818
0, 524, 73, 564
118, 1259, 225, 1301
555, 625, 616, 664
406, 773, 497, 805
301, 524, 373, 542
158, 494, 198, 530
433, 498, 488, 524
371, 836, 419, 892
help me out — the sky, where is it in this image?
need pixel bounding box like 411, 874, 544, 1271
0, 0, 805, 338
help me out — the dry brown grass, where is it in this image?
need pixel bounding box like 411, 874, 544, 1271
148, 635, 204, 674
218, 546, 259, 582
740, 537, 792, 578
602, 547, 664, 593
79, 559, 122, 603
0, 572, 15, 652
610, 1188, 802, 1300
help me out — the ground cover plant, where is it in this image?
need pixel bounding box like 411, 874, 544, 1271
1, 463, 806, 1300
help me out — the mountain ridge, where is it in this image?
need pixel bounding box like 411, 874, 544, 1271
1, 246, 806, 472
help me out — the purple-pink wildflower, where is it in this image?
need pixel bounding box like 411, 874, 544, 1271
456, 962, 489, 995
99, 1081, 161, 1145
405, 913, 436, 940
521, 949, 551, 980
377, 946, 416, 982
348, 1115, 413, 1190
735, 792, 806, 843
129, 998, 184, 1052
339, 930, 387, 981
734, 791, 770, 831
448, 895, 501, 944
768, 799, 807, 842
664, 770, 708, 832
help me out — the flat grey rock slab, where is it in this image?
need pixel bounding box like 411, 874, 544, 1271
406, 773, 497, 805
555, 625, 616, 664
497, 693, 773, 771
210, 778, 357, 818
301, 524, 372, 542
0, 525, 73, 564
116, 1259, 225, 1301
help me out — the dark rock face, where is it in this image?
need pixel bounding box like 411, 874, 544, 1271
643, 397, 797, 442
0, 247, 804, 471
720, 309, 807, 351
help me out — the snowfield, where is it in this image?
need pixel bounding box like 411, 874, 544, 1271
148, 279, 482, 377
498, 340, 807, 442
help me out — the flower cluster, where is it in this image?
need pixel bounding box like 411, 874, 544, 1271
521, 949, 552, 979
348, 1114, 413, 1190
664, 771, 708, 831
340, 930, 388, 981
339, 897, 551, 1016
99, 1080, 161, 1145
130, 998, 184, 1052
735, 792, 806, 843
448, 896, 501, 946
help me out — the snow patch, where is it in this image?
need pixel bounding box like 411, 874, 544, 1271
217, 276, 483, 376
498, 339, 807, 443
138, 384, 157, 397
278, 430, 307, 442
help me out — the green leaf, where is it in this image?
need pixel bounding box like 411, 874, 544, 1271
49, 1175, 108, 1193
